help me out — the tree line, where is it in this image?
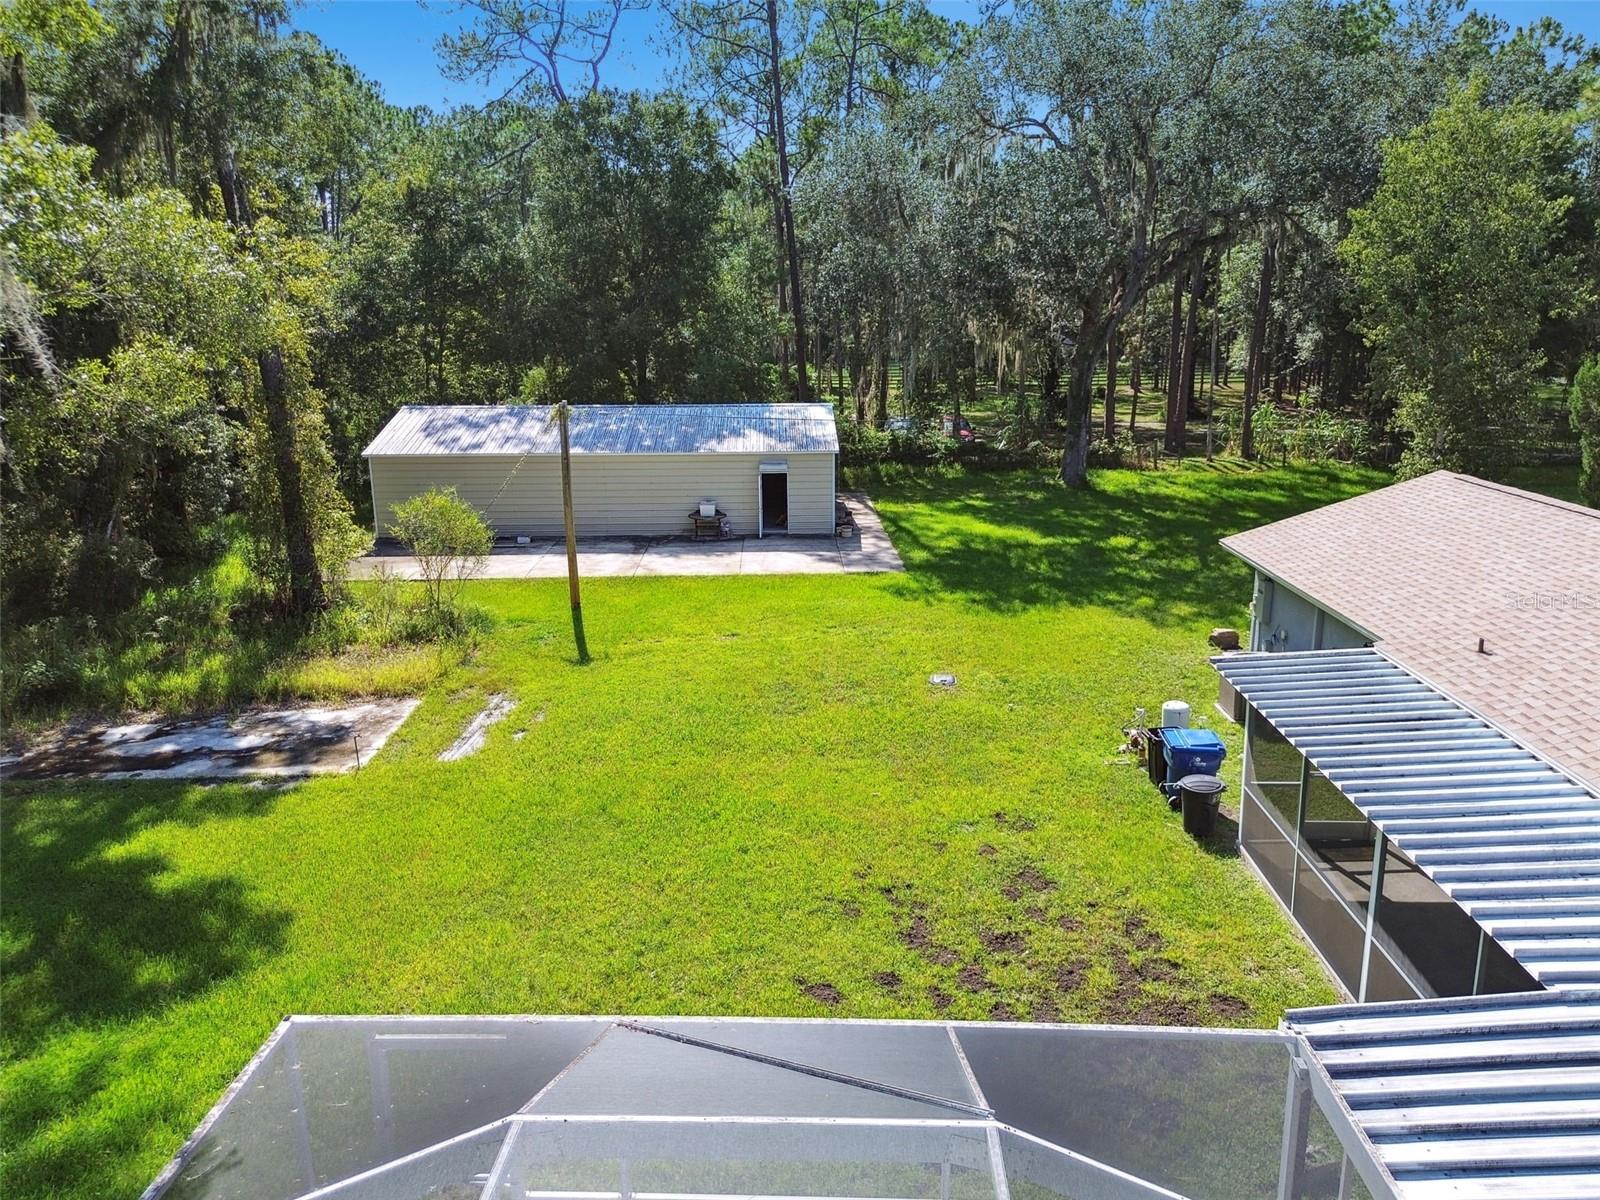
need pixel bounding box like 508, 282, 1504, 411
3, 0, 1598, 642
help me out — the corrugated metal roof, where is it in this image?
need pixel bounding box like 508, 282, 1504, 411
1285, 990, 1600, 1200
363, 404, 840, 457
1213, 647, 1600, 991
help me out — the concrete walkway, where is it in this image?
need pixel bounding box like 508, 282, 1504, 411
350, 493, 904, 580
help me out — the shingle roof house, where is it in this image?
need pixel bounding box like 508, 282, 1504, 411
1221, 470, 1600, 788
1214, 471, 1600, 1003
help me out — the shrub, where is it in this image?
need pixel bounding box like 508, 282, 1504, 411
1088, 432, 1139, 468
1218, 405, 1373, 463
1573, 357, 1600, 508
836, 420, 955, 467
835, 418, 1052, 469
389, 488, 493, 615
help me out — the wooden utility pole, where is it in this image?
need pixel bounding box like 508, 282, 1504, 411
557, 401, 590, 664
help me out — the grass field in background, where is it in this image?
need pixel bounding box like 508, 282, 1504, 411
0, 461, 1519, 1200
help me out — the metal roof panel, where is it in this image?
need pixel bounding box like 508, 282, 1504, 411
363, 404, 841, 457
1215, 648, 1600, 991
1285, 992, 1600, 1200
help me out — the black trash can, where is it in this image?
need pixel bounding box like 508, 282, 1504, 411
1176, 774, 1225, 839
1144, 728, 1169, 789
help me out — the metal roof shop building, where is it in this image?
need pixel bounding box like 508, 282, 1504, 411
363, 404, 840, 539
1212, 471, 1600, 1004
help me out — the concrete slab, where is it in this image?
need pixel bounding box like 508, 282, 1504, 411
346, 492, 904, 579
635, 540, 744, 575
3, 698, 420, 781
738, 539, 845, 574
837, 492, 904, 573
349, 543, 559, 581
568, 540, 647, 577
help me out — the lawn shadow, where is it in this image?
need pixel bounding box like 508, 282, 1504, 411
1, 781, 291, 1062
1198, 808, 1242, 860
869, 464, 1382, 619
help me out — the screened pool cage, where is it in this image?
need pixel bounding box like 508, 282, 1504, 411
146, 1016, 1391, 1200
1214, 649, 1600, 1000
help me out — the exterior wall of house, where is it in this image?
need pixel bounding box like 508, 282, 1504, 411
369, 452, 836, 538
1248, 570, 1369, 652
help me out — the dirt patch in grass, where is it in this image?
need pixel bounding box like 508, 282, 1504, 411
993, 811, 1036, 832
1057, 958, 1090, 993
1123, 913, 1163, 951
821, 829, 1239, 1029
1138, 956, 1181, 982
1209, 993, 1251, 1020
1089, 911, 1223, 1025
1106, 969, 1154, 1020
1004, 865, 1056, 899
979, 928, 1027, 956
797, 978, 843, 1005
900, 912, 958, 966
1139, 995, 1204, 1025
956, 963, 994, 992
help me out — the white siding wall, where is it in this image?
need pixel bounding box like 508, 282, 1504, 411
370, 452, 836, 538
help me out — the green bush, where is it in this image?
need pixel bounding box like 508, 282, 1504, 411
1573, 357, 1600, 508
1089, 432, 1140, 468
835, 417, 1055, 471
352, 565, 492, 647
836, 420, 957, 467
389, 488, 494, 615
0, 519, 489, 723
1218, 405, 1373, 463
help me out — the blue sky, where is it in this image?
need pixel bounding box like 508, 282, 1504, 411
292, 1, 671, 108
291, 1, 1600, 112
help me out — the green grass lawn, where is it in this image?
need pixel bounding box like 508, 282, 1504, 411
1, 464, 1385, 1200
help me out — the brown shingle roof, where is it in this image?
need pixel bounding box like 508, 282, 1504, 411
1222, 471, 1600, 788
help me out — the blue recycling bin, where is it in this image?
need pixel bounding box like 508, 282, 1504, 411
1161, 728, 1226, 794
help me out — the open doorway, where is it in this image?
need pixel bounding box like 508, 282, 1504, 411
759, 469, 788, 535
